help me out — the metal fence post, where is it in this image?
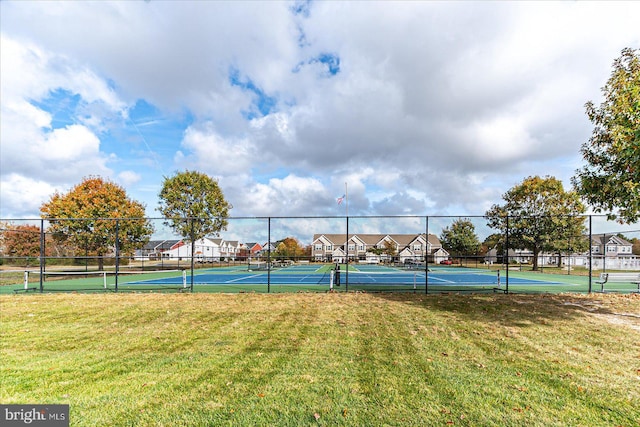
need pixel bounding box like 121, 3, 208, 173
115, 219, 120, 292
589, 215, 593, 293
425, 215, 429, 295
190, 218, 195, 293
505, 215, 509, 294
39, 218, 45, 293
345, 215, 349, 292
268, 217, 271, 293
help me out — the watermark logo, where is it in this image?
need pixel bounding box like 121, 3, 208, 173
1, 405, 69, 427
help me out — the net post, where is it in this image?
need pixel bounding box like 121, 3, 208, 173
24, 271, 29, 290
103, 271, 107, 289
183, 270, 187, 289
329, 269, 334, 291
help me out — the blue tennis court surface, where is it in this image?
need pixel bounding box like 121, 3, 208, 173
5, 265, 628, 294
120, 265, 580, 292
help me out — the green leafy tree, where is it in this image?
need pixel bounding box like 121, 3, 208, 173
366, 240, 397, 262
573, 48, 640, 223
40, 176, 154, 270
367, 247, 385, 256
486, 176, 586, 271
158, 170, 232, 241
483, 233, 504, 254
158, 171, 232, 289
440, 219, 481, 260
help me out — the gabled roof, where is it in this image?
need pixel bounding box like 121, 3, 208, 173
374, 235, 395, 246
347, 235, 367, 245
141, 240, 181, 251
591, 234, 632, 246
312, 234, 346, 245
312, 233, 441, 247
388, 234, 415, 246
357, 234, 387, 245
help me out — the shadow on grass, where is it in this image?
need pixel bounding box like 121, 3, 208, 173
367, 291, 640, 326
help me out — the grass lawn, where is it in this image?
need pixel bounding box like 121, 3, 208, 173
1, 292, 639, 426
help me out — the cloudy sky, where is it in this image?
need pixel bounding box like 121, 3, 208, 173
2, 1, 639, 227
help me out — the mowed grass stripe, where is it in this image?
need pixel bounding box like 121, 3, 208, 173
1, 293, 638, 426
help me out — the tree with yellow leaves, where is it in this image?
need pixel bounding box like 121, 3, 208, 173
40, 176, 154, 270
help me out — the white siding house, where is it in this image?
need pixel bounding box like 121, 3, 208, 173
161, 238, 222, 261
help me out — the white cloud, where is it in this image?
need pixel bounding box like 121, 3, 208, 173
117, 171, 142, 187
177, 123, 254, 175
39, 125, 102, 161
238, 175, 329, 217
0, 34, 121, 217
2, 1, 639, 224
0, 174, 58, 218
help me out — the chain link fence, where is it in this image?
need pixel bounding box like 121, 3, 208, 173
1, 215, 638, 293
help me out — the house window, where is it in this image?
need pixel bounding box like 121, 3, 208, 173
348, 244, 355, 251
315, 244, 322, 251
414, 244, 422, 251
326, 245, 332, 251
359, 244, 364, 251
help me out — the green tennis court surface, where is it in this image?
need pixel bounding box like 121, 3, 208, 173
3, 264, 638, 294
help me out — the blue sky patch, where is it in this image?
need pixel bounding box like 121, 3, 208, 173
315, 53, 340, 75
229, 68, 278, 119
293, 52, 341, 77
31, 88, 81, 128
101, 99, 193, 176
289, 0, 312, 18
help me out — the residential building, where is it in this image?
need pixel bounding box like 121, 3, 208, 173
311, 233, 448, 264
485, 234, 638, 270
585, 234, 638, 270
134, 240, 181, 261
157, 237, 241, 262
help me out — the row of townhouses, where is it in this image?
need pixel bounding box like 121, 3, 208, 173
134, 233, 450, 264
486, 234, 639, 270
135, 239, 270, 262
311, 233, 449, 264
134, 233, 637, 270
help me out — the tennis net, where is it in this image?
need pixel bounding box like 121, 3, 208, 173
330, 269, 501, 292
22, 269, 187, 292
